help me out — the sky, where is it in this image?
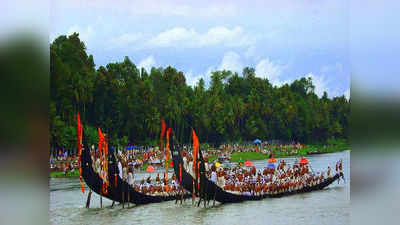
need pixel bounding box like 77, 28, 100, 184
50, 0, 351, 98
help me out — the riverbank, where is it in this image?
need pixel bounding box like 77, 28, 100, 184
209, 141, 349, 163
50, 140, 348, 177
50, 170, 80, 178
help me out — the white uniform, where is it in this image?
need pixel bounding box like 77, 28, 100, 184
188, 161, 193, 176
118, 162, 123, 179
211, 171, 217, 183
183, 157, 188, 171
127, 172, 134, 185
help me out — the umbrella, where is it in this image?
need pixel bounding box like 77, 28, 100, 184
215, 162, 221, 167
300, 157, 309, 165
268, 158, 276, 163
253, 139, 262, 144
146, 165, 155, 172
244, 160, 254, 167
267, 163, 276, 169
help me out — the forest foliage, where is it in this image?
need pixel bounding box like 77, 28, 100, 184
50, 33, 350, 151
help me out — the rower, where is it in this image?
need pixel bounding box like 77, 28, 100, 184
156, 173, 161, 185
210, 166, 217, 183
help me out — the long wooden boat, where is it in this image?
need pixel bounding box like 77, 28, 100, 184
171, 143, 340, 204
81, 134, 190, 205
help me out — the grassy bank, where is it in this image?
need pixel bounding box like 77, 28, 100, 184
50, 169, 80, 178
208, 139, 349, 163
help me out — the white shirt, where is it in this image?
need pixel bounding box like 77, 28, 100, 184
118, 162, 123, 179
211, 171, 217, 182
183, 157, 188, 169
127, 172, 134, 185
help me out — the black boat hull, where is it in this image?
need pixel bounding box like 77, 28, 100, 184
81, 146, 189, 205
171, 147, 340, 203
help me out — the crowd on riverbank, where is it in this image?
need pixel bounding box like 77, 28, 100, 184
50, 140, 348, 177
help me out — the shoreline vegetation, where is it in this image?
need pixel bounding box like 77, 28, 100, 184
50, 34, 349, 155
50, 169, 80, 178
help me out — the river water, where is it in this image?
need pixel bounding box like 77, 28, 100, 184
50, 150, 350, 225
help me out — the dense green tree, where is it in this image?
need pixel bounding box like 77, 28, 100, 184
49, 34, 350, 153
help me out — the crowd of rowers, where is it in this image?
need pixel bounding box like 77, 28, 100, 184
90, 146, 344, 197
133, 173, 187, 197
183, 152, 344, 196
90, 147, 187, 197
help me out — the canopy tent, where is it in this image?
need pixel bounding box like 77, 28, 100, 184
300, 157, 309, 165
244, 160, 254, 167
146, 165, 155, 172
253, 139, 262, 144
268, 158, 276, 163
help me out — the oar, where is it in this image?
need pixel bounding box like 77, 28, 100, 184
213, 187, 216, 206
181, 185, 184, 204
85, 190, 92, 208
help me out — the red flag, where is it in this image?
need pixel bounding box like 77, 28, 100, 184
165, 128, 171, 182
192, 129, 199, 171
159, 119, 166, 155
76, 113, 82, 158
179, 163, 182, 183
76, 113, 84, 193
98, 127, 104, 156
160, 120, 166, 139
79, 176, 85, 193
104, 137, 108, 155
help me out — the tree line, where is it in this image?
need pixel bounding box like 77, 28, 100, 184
50, 33, 350, 153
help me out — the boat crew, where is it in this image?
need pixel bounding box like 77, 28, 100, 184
122, 162, 128, 181
118, 157, 123, 179
127, 167, 134, 186
156, 173, 161, 185
183, 154, 188, 171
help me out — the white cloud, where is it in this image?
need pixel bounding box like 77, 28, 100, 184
185, 67, 213, 87
66, 25, 94, 44
149, 27, 197, 47
255, 58, 287, 86
199, 26, 247, 47
138, 56, 156, 72
218, 51, 243, 74
344, 88, 350, 100
147, 26, 252, 48
306, 73, 330, 98
185, 70, 201, 87
110, 33, 143, 47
